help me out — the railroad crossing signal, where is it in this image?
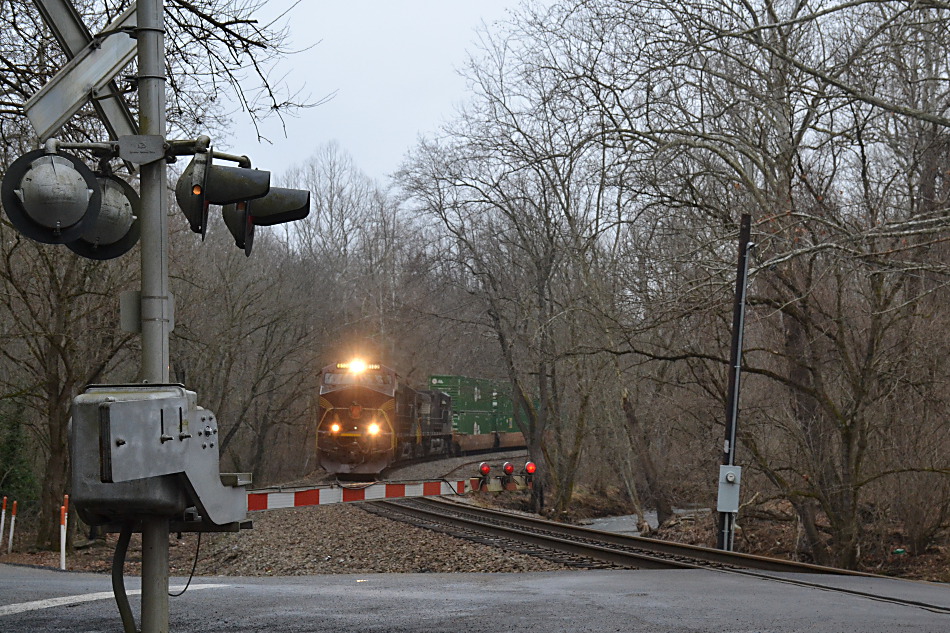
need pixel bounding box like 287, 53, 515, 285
475, 461, 536, 492
5, 2, 311, 631
24, 3, 138, 142
2, 138, 311, 259
174, 150, 269, 238
174, 148, 311, 256
67, 173, 141, 260
223, 185, 311, 255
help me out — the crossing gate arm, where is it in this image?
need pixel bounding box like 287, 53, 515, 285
247, 478, 482, 512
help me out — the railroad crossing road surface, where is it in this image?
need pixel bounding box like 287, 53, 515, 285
2, 564, 948, 632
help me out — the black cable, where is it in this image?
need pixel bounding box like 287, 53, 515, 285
168, 531, 201, 597
112, 523, 137, 633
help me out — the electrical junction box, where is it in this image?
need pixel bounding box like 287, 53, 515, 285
70, 384, 249, 531
716, 465, 742, 514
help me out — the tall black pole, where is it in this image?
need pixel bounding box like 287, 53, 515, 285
717, 214, 752, 551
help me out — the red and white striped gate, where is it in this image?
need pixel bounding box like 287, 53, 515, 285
246, 478, 481, 512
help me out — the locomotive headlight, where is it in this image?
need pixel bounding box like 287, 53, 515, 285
330, 423, 341, 433
350, 359, 367, 373
368, 422, 381, 435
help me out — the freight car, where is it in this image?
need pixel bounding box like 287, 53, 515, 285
316, 361, 525, 476
427, 375, 525, 455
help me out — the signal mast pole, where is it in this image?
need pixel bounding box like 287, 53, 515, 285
136, 0, 172, 630
717, 214, 753, 551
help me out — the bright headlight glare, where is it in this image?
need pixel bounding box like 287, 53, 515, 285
330, 423, 341, 433
368, 423, 380, 435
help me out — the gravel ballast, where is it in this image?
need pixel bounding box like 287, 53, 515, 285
1, 453, 572, 576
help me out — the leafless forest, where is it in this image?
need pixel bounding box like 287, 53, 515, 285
2, 1, 949, 571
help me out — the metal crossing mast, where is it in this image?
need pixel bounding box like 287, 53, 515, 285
136, 2, 173, 629
4, 3, 311, 631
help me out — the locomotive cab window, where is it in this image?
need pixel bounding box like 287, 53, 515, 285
323, 372, 393, 386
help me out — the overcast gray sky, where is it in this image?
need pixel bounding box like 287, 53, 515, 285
227, 1, 527, 183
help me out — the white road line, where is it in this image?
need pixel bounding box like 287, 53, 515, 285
0, 584, 227, 617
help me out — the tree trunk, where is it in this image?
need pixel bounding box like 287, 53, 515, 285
621, 395, 674, 525
36, 399, 70, 550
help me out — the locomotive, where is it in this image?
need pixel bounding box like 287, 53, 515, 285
316, 361, 452, 475
316, 361, 525, 475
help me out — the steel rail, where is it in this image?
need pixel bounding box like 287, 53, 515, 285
372, 498, 729, 571
410, 497, 873, 575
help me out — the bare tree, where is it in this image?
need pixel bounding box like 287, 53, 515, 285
401, 0, 950, 565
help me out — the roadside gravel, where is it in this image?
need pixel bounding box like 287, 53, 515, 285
180, 503, 570, 576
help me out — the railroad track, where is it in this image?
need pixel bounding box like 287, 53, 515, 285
365, 497, 950, 615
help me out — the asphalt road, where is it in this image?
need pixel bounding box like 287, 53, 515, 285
2, 564, 948, 632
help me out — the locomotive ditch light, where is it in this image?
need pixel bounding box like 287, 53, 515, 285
1, 149, 102, 245
66, 174, 140, 260
368, 422, 381, 435
330, 423, 341, 433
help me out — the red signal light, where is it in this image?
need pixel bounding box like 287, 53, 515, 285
478, 462, 491, 476
524, 461, 537, 474
503, 462, 514, 476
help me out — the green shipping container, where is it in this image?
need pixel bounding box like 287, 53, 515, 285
427, 375, 517, 436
